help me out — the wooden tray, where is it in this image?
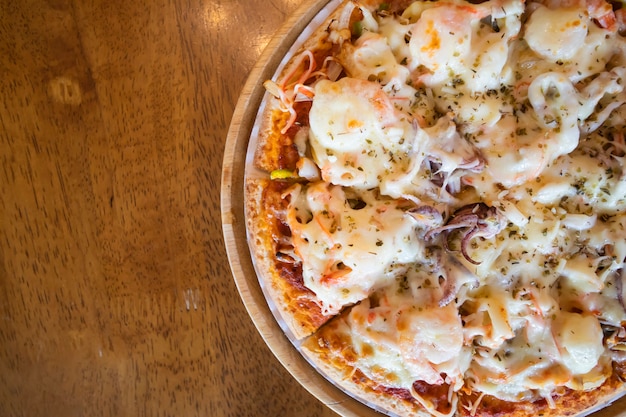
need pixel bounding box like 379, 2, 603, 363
221, 1, 626, 416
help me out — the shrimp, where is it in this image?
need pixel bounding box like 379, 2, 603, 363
398, 303, 464, 385
528, 72, 580, 154
472, 67, 599, 189
463, 110, 551, 189
285, 182, 423, 314
475, 72, 580, 188
309, 77, 414, 189
408, 0, 525, 91
524, 5, 591, 62
409, 2, 489, 82
538, 0, 617, 31
338, 31, 411, 90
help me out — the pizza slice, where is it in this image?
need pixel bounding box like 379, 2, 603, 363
300, 260, 466, 417
301, 262, 626, 417
246, 176, 433, 338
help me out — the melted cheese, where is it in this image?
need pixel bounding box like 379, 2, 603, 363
309, 78, 414, 189
524, 6, 589, 62
346, 266, 469, 389
271, 0, 626, 410
286, 182, 421, 315
553, 312, 605, 375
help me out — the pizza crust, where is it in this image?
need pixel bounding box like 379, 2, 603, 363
252, 96, 291, 172
251, 1, 346, 173
245, 178, 330, 339
301, 312, 437, 417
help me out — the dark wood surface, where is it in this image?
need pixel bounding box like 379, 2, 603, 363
0, 0, 339, 416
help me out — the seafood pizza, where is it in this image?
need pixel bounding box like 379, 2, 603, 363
244, 0, 626, 415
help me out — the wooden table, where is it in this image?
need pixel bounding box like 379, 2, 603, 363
0, 0, 338, 415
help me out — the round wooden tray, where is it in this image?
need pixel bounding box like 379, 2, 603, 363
221, 1, 626, 416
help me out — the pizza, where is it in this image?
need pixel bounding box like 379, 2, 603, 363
244, 0, 626, 416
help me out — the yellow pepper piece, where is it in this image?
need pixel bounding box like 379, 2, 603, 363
270, 169, 295, 180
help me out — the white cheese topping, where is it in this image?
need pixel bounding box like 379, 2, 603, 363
286, 182, 421, 315
524, 6, 589, 62
346, 266, 469, 389
309, 77, 415, 190
271, 0, 626, 409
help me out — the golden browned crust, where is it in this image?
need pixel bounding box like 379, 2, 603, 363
245, 177, 330, 339
245, 2, 354, 339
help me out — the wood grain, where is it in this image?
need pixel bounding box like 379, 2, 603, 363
3, 0, 626, 416
0, 0, 338, 416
